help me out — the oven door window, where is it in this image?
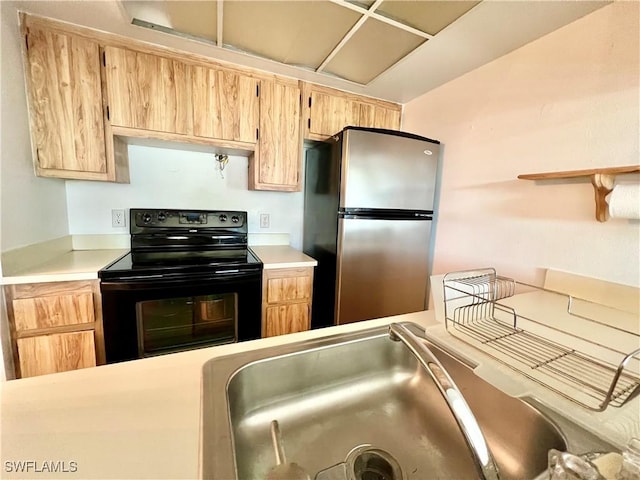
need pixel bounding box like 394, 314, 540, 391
135, 293, 236, 357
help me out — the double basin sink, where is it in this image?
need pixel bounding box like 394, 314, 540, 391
201, 322, 615, 479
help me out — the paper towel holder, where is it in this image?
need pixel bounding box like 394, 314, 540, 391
518, 165, 640, 222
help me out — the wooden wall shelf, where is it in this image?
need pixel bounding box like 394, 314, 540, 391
518, 166, 640, 222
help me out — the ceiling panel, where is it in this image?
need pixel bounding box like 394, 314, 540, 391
119, 0, 611, 95
125, 1, 218, 42
347, 0, 376, 8
223, 1, 361, 69
323, 17, 426, 84
375, 0, 481, 35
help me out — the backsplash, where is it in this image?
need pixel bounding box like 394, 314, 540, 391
65, 144, 305, 249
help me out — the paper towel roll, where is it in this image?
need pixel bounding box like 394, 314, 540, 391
608, 184, 640, 220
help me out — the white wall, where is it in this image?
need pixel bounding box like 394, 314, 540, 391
0, 2, 69, 253
65, 145, 305, 249
403, 2, 640, 287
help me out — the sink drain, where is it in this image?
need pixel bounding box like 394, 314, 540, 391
346, 445, 403, 480
315, 445, 404, 480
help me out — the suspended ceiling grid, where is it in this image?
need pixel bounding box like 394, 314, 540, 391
123, 0, 481, 85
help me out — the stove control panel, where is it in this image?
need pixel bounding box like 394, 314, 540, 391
130, 209, 247, 232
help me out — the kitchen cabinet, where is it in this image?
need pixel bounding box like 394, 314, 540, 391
262, 267, 313, 337
105, 47, 262, 144
250, 79, 302, 191
16, 331, 96, 378
21, 22, 127, 181
104, 46, 193, 135
22, 15, 397, 191
192, 66, 259, 142
105, 45, 304, 192
4, 280, 105, 378
302, 83, 402, 140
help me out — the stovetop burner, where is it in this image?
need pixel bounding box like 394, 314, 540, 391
99, 209, 262, 281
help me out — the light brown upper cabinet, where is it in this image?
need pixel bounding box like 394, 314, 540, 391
302, 83, 402, 141
192, 66, 259, 143
249, 79, 302, 191
105, 47, 261, 145
104, 46, 193, 135
22, 23, 127, 181
358, 102, 402, 131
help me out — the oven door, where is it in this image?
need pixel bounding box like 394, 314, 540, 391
100, 270, 261, 363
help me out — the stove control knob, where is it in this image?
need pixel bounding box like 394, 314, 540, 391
142, 213, 152, 224
157, 212, 166, 222
231, 215, 240, 223
219, 214, 227, 222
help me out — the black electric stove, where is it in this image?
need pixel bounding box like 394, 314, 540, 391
98, 209, 263, 363
100, 209, 261, 281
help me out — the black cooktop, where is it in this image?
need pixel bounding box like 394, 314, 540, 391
99, 248, 262, 280
98, 208, 262, 281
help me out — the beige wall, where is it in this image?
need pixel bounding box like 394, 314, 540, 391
403, 2, 639, 286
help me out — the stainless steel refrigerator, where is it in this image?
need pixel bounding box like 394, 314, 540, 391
303, 127, 441, 327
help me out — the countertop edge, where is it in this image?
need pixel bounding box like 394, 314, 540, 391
1, 246, 316, 284
250, 245, 317, 269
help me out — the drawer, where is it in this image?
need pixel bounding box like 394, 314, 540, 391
13, 292, 95, 332
265, 268, 313, 303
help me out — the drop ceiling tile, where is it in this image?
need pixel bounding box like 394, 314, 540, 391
347, 0, 376, 8
125, 1, 218, 42
223, 1, 362, 69
323, 17, 426, 84
375, 0, 481, 35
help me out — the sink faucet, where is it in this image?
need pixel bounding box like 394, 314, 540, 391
389, 323, 501, 480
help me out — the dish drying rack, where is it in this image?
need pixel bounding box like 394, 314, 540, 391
443, 268, 640, 411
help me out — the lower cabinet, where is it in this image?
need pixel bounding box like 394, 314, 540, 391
4, 280, 105, 378
262, 267, 314, 337
16, 331, 96, 378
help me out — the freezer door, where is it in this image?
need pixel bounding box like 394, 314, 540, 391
340, 129, 439, 211
335, 217, 432, 325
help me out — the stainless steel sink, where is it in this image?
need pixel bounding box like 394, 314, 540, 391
201, 322, 616, 479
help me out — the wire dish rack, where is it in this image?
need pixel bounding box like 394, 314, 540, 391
443, 268, 640, 411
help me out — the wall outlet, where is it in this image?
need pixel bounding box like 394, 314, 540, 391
112, 209, 126, 228
260, 213, 270, 228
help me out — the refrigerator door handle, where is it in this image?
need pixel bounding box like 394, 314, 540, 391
338, 208, 433, 220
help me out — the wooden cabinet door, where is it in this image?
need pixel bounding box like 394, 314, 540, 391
304, 84, 402, 140
264, 303, 310, 337
104, 46, 193, 134
308, 90, 350, 137
25, 27, 107, 175
5, 280, 106, 377
17, 331, 96, 378
358, 103, 402, 130
192, 66, 259, 142
265, 272, 312, 303
13, 292, 95, 332
262, 267, 313, 337
250, 80, 301, 191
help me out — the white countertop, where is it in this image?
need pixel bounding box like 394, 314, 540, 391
1, 310, 638, 479
250, 245, 317, 269
0, 312, 431, 480
0, 245, 316, 284
1, 249, 128, 285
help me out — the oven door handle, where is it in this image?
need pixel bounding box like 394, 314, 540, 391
99, 269, 261, 290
